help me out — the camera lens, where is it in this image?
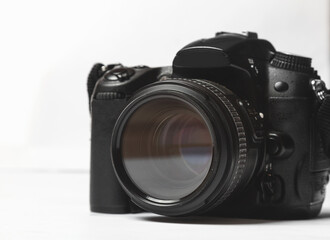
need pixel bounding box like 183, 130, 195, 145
112, 78, 263, 216
121, 98, 213, 200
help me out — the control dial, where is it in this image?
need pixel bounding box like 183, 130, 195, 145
270, 52, 313, 74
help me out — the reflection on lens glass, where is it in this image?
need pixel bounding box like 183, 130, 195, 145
121, 98, 214, 200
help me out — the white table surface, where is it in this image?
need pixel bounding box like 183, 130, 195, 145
1, 147, 329, 240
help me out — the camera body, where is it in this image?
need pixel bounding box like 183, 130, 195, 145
88, 32, 330, 219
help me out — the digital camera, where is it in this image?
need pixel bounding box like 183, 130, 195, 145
87, 32, 330, 219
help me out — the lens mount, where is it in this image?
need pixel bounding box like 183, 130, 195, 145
111, 78, 263, 216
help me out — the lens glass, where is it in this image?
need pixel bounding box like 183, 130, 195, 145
121, 98, 213, 200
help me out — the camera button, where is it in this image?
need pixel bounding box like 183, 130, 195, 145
268, 138, 280, 155
106, 74, 121, 81
274, 81, 289, 92
105, 68, 135, 82
267, 132, 294, 158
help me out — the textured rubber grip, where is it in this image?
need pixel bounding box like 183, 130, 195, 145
318, 94, 330, 158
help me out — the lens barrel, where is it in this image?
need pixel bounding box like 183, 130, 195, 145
111, 78, 263, 216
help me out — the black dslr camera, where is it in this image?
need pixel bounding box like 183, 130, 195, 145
88, 32, 330, 219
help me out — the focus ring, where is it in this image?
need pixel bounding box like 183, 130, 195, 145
170, 78, 247, 206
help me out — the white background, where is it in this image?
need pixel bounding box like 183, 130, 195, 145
0, 0, 329, 239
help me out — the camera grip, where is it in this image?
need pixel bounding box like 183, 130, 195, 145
317, 94, 330, 159
90, 100, 131, 213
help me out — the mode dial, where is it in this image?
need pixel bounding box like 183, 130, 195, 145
270, 52, 313, 74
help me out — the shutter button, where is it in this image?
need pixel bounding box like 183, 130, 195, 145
105, 68, 135, 82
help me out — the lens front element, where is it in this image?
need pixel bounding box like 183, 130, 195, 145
121, 98, 213, 200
